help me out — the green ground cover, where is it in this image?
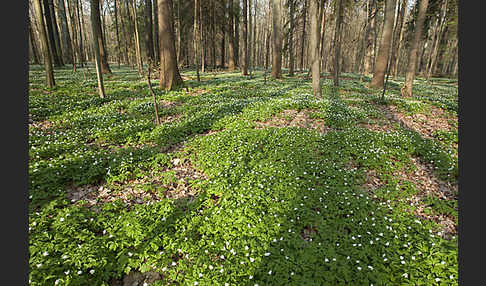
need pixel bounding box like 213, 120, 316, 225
29, 65, 458, 285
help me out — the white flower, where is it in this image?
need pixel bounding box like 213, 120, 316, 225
90, 269, 95, 274
357, 266, 362, 270
128, 252, 133, 257
43, 251, 49, 256
249, 275, 253, 279
209, 265, 213, 270
264, 252, 270, 256
435, 278, 440, 282
402, 273, 408, 278
194, 282, 198, 286
60, 217, 65, 222
250, 257, 255, 262
77, 270, 82, 275
268, 270, 272, 275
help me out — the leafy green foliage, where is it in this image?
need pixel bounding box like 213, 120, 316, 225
29, 65, 458, 285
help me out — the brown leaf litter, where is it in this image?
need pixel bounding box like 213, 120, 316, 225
67, 156, 207, 211
256, 109, 332, 133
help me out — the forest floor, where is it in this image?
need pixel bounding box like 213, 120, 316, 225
28, 64, 458, 286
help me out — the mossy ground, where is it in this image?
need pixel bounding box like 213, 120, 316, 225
29, 64, 458, 285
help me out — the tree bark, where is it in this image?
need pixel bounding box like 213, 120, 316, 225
34, 0, 56, 87
43, 0, 63, 66
144, 0, 155, 61
75, 0, 85, 66
57, 0, 73, 64
288, 0, 295, 76
271, 0, 282, 78
300, 0, 307, 72
333, 0, 344, 86
153, 0, 160, 63
29, 15, 41, 65
401, 0, 429, 97
241, 0, 248, 75
194, 0, 201, 80
130, 0, 143, 75
391, 0, 408, 79
426, 0, 448, 82
228, 0, 237, 71
158, 0, 183, 90
363, 0, 376, 75
94, 0, 111, 73
370, 0, 396, 88
90, 0, 106, 98
309, 0, 322, 96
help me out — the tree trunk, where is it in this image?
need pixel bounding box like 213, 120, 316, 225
114, 0, 121, 67
319, 0, 327, 72
426, 0, 448, 82
131, 0, 143, 75
370, 0, 396, 88
49, 0, 65, 65
144, 0, 155, 61
158, 0, 183, 90
391, 0, 408, 79
29, 16, 41, 65
153, 0, 160, 63
57, 0, 73, 64
221, 0, 226, 68
194, 0, 201, 80
401, 0, 428, 97
363, 0, 376, 75
333, 0, 344, 86
34, 0, 56, 87
43, 0, 63, 66
300, 0, 307, 72
309, 0, 322, 96
66, 0, 78, 70
90, 0, 106, 98
75, 0, 85, 66
288, 0, 295, 76
228, 0, 237, 71
248, 0, 253, 76
241, 0, 248, 75
211, 0, 216, 70
93, 0, 111, 73
271, 0, 282, 78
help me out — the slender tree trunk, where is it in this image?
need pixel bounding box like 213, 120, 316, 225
34, 0, 56, 87
92, 0, 111, 73
211, 0, 216, 70
43, 0, 63, 66
309, 0, 322, 96
391, 0, 408, 79
90, 0, 106, 98
158, 0, 183, 89
319, 0, 327, 72
234, 1, 240, 67
300, 0, 307, 72
75, 0, 85, 66
114, 0, 121, 67
252, 0, 257, 70
144, 0, 155, 61
248, 0, 253, 77
153, 0, 160, 63
66, 0, 78, 70
57, 0, 73, 64
29, 16, 41, 65
333, 0, 344, 86
241, 0, 248, 75
288, 0, 295, 76
49, 0, 65, 65
228, 0, 237, 71
401, 0, 429, 97
271, 0, 282, 78
131, 0, 143, 75
426, 0, 448, 82
221, 0, 226, 68
370, 0, 396, 88
194, 0, 201, 80
363, 0, 376, 75
200, 0, 206, 73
